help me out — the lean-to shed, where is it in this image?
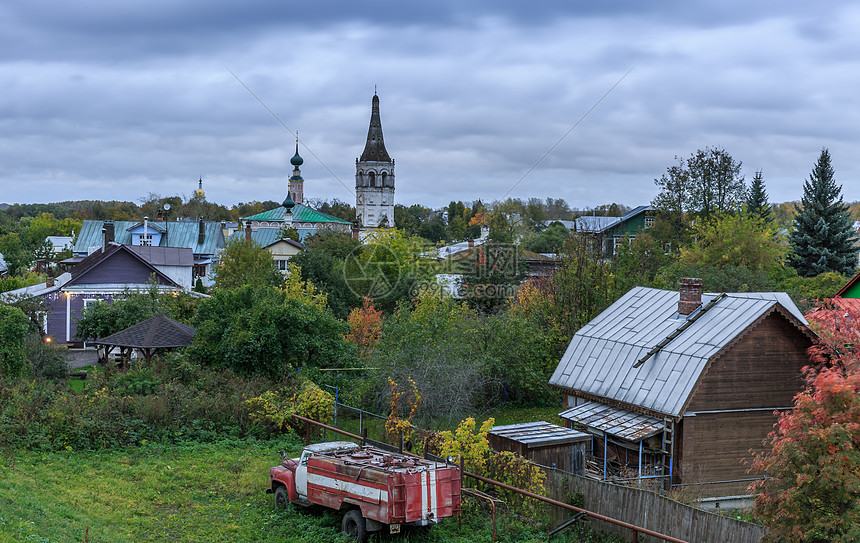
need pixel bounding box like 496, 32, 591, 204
488, 421, 590, 475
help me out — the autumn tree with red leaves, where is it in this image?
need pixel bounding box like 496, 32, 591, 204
345, 297, 383, 362
750, 299, 860, 543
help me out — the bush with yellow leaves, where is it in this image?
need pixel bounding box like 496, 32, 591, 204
244, 380, 334, 437
423, 417, 546, 516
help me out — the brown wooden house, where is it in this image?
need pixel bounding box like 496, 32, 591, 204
550, 278, 816, 485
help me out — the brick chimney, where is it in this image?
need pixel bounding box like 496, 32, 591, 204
198, 217, 205, 245
468, 239, 475, 249
678, 278, 703, 315
245, 223, 252, 242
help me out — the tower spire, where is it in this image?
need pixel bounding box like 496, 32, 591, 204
359, 93, 391, 162
355, 93, 395, 229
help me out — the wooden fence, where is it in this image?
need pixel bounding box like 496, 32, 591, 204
543, 467, 765, 543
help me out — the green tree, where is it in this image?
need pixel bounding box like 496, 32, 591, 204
188, 284, 355, 379
0, 233, 32, 276
23, 212, 82, 249
789, 149, 858, 277
394, 204, 431, 238
510, 232, 616, 354
212, 236, 282, 290
488, 213, 514, 244
312, 198, 356, 222
652, 157, 693, 247
460, 242, 526, 314
751, 307, 860, 543
686, 146, 745, 219
652, 148, 746, 242
276, 225, 300, 242
291, 232, 361, 319
746, 170, 772, 222
342, 229, 434, 313
612, 232, 674, 294
75, 285, 199, 343
418, 219, 446, 243
680, 213, 787, 271
0, 304, 30, 377
527, 221, 569, 254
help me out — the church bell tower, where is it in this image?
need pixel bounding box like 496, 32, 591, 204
355, 93, 395, 228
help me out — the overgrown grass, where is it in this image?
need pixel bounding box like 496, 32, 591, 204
0, 439, 621, 543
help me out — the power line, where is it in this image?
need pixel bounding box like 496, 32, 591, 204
223, 64, 354, 197
500, 65, 636, 201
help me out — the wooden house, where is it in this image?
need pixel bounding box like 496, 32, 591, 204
2, 243, 194, 346
69, 218, 225, 287
488, 421, 590, 475
572, 205, 655, 257
549, 278, 816, 484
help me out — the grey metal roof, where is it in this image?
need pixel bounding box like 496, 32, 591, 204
74, 220, 225, 256
559, 402, 664, 442
574, 215, 620, 233
489, 421, 590, 447
124, 245, 194, 267
549, 286, 811, 418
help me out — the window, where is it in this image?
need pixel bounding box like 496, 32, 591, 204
300, 452, 313, 466
644, 217, 654, 229
277, 260, 288, 271
139, 234, 153, 246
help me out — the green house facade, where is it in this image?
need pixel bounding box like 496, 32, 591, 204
573, 205, 654, 256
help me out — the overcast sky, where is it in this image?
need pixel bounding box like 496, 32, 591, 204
2, 1, 859, 211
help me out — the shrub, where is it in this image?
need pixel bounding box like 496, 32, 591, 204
0, 305, 30, 377
25, 338, 70, 380
485, 451, 547, 516
423, 417, 494, 473
244, 380, 334, 438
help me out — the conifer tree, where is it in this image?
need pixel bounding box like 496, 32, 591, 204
789, 149, 858, 276
745, 170, 772, 222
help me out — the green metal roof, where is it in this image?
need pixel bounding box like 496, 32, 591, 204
242, 203, 352, 225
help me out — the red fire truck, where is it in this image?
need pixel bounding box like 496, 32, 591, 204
268, 441, 461, 541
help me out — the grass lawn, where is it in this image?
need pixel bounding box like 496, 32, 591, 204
0, 437, 617, 543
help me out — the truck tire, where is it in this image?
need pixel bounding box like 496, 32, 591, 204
273, 486, 288, 509
341, 510, 367, 542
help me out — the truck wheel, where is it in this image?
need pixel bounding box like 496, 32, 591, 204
341, 510, 367, 542
273, 486, 288, 509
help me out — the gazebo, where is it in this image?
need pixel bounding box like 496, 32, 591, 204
96, 315, 196, 365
